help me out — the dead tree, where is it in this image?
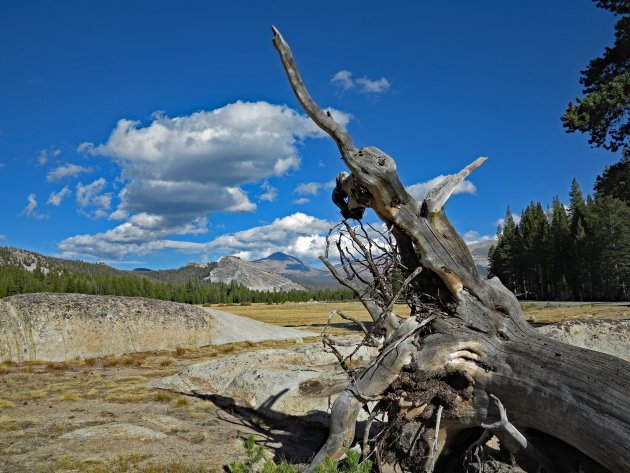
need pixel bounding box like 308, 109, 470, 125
271, 27, 630, 473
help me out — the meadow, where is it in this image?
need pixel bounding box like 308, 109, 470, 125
0, 300, 627, 472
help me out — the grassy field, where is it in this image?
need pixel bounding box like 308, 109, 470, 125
208, 300, 629, 327
1, 300, 627, 472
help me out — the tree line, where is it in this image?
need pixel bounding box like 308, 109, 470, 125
0, 263, 355, 304
489, 155, 630, 301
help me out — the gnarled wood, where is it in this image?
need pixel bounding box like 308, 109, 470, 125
272, 27, 630, 473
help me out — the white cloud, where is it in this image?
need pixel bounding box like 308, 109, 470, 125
205, 213, 333, 262
63, 101, 352, 261
462, 231, 494, 244
355, 77, 391, 94
47, 186, 71, 206
76, 178, 111, 209
37, 148, 61, 166
59, 212, 334, 264
22, 193, 45, 219
407, 175, 477, 201
47, 163, 92, 182
109, 209, 129, 221
0, 234, 6, 241
293, 198, 310, 205
59, 212, 209, 259
324, 180, 336, 190
259, 181, 278, 202
80, 100, 349, 225
496, 214, 522, 229
294, 182, 321, 196
332, 70, 391, 95
331, 70, 354, 91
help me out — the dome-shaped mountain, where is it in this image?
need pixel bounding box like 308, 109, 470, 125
253, 252, 332, 282
205, 256, 308, 292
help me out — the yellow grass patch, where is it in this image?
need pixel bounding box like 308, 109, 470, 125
0, 399, 15, 409
58, 390, 82, 401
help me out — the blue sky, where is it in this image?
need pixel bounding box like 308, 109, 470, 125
0, 1, 620, 269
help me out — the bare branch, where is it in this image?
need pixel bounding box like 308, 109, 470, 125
424, 156, 487, 214
271, 26, 355, 155
427, 405, 444, 473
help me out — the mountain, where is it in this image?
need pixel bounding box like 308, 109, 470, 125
467, 239, 495, 277
138, 263, 216, 286
253, 252, 332, 280
0, 246, 128, 277
205, 256, 308, 292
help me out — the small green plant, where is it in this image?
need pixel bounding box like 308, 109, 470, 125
228, 435, 296, 473
229, 436, 372, 473
315, 449, 372, 473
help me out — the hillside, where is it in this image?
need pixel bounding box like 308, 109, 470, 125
205, 256, 308, 292
134, 262, 217, 286
0, 246, 128, 278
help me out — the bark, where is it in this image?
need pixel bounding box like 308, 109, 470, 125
271, 27, 630, 472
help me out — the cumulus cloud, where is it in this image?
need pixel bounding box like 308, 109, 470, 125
294, 182, 321, 196
332, 70, 391, 95
47, 186, 71, 206
76, 178, 112, 209
204, 213, 334, 262
80, 100, 348, 224
109, 209, 129, 221
22, 193, 45, 219
59, 212, 209, 259
407, 175, 477, 201
259, 181, 278, 202
47, 163, 92, 182
59, 212, 334, 264
462, 231, 495, 244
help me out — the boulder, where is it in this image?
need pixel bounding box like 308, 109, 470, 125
0, 293, 315, 362
151, 341, 379, 424
153, 319, 629, 423
537, 318, 630, 362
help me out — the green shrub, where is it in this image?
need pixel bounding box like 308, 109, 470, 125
229, 436, 372, 473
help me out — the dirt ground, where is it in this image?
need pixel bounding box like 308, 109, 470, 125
0, 301, 627, 472
0, 338, 326, 473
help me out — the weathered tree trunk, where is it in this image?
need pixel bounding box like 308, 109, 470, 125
271, 27, 630, 472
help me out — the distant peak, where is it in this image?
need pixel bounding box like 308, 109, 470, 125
265, 252, 298, 261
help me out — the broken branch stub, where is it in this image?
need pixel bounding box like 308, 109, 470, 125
271, 26, 630, 473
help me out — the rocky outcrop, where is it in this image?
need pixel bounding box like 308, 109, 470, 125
152, 341, 378, 424
538, 318, 630, 362
205, 256, 308, 292
153, 318, 629, 423
0, 293, 315, 362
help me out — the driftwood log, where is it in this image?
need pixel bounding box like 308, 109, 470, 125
271, 27, 630, 473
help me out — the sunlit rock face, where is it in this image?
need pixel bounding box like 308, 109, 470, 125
0, 293, 313, 362
205, 256, 308, 292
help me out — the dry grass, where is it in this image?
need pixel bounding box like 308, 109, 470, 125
57, 390, 83, 401
34, 453, 212, 473
206, 300, 380, 329
0, 415, 39, 430
172, 396, 190, 407
46, 361, 70, 371
0, 399, 15, 409
153, 390, 173, 402
521, 303, 630, 324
